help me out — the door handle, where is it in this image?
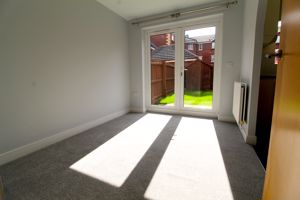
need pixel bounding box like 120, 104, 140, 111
265, 49, 283, 59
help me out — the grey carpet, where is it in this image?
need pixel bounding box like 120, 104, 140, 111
0, 113, 265, 200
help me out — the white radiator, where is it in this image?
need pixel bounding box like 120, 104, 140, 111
232, 81, 247, 124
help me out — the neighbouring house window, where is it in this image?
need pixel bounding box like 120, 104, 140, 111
211, 55, 215, 63
199, 56, 203, 60
198, 43, 203, 50
188, 44, 193, 50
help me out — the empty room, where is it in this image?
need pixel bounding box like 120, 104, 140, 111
0, 0, 299, 200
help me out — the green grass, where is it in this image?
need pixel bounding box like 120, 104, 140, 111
159, 90, 213, 106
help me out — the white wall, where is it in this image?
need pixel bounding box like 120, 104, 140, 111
240, 0, 267, 144
129, 25, 145, 112
129, 1, 244, 121
0, 0, 130, 157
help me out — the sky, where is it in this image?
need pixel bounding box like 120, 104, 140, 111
185, 26, 216, 38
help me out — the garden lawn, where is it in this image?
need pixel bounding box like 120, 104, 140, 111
159, 90, 212, 106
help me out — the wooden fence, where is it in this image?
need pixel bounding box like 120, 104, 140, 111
185, 60, 213, 91
151, 60, 213, 104
151, 61, 175, 104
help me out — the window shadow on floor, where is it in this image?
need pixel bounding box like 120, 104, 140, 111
119, 115, 181, 199
0, 114, 265, 200
0, 113, 180, 200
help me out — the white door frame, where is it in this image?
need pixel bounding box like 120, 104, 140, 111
143, 14, 223, 117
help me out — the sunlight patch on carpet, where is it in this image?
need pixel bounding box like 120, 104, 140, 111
144, 117, 234, 200
70, 113, 171, 187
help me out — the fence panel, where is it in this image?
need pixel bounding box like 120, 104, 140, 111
151, 61, 175, 104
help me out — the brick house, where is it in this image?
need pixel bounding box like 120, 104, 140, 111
184, 36, 215, 65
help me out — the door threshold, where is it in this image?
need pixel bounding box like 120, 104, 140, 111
147, 108, 217, 119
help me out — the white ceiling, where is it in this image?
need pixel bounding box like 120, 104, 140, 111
96, 0, 222, 21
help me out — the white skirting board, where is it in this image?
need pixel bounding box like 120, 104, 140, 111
0, 109, 129, 166
238, 124, 257, 145
217, 114, 235, 122
130, 107, 145, 113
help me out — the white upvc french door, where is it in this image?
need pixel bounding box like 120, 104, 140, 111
144, 15, 222, 117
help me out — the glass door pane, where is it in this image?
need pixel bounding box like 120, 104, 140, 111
183, 27, 215, 109
150, 32, 176, 107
